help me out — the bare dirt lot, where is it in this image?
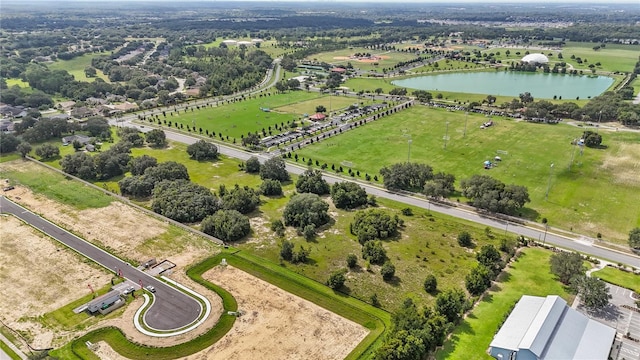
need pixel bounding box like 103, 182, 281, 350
1, 182, 216, 269
0, 216, 112, 349
91, 265, 368, 360
185, 265, 368, 360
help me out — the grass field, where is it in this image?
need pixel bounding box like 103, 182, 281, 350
159, 91, 346, 139
593, 266, 640, 293
294, 104, 640, 243
0, 160, 113, 210
435, 247, 572, 359
5, 78, 32, 91
308, 47, 419, 72
47, 52, 111, 83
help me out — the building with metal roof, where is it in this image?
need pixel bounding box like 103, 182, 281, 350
489, 295, 615, 360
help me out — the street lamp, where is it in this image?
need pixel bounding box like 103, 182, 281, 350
545, 163, 554, 200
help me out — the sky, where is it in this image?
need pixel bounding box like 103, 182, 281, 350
18, 0, 640, 2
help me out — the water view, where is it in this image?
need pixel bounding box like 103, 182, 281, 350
391, 71, 614, 100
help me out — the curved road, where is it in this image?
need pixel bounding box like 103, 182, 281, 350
0, 197, 201, 331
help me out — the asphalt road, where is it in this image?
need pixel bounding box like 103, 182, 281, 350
0, 197, 201, 331
105, 58, 640, 268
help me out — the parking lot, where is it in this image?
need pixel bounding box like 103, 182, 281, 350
579, 283, 640, 359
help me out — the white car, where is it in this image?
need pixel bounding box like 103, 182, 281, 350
145, 285, 156, 293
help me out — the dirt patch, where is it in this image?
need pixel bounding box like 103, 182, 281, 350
0, 216, 112, 349
600, 143, 640, 186
175, 265, 369, 360
2, 185, 213, 268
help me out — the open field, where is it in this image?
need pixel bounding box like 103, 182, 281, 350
435, 247, 573, 359
0, 216, 113, 349
5, 78, 32, 90
47, 52, 111, 83
593, 266, 640, 294
294, 105, 640, 243
274, 94, 372, 115
162, 91, 325, 139
307, 47, 418, 72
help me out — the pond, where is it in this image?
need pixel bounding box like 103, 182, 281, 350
391, 71, 614, 100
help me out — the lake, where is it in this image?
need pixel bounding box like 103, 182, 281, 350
391, 71, 614, 100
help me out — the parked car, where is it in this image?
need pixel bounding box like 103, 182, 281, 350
145, 285, 156, 293
123, 286, 135, 295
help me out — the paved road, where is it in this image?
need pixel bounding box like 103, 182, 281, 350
117, 126, 640, 268
0, 197, 201, 331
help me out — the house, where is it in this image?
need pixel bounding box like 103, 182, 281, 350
309, 113, 327, 121
489, 295, 615, 360
86, 290, 124, 315
46, 114, 71, 122
71, 107, 95, 119
57, 100, 76, 111
330, 67, 347, 74
0, 105, 27, 118
62, 134, 92, 145
0, 119, 14, 132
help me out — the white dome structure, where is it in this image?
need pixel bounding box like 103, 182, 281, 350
521, 53, 549, 64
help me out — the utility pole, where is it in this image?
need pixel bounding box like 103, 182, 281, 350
545, 163, 554, 200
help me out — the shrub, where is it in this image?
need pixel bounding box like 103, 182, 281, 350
381, 261, 396, 281
457, 231, 473, 247
259, 179, 283, 196
327, 269, 346, 289
346, 254, 358, 268
424, 274, 438, 294
200, 209, 250, 242
362, 240, 386, 265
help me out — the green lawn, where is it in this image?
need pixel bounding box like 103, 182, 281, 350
47, 52, 111, 83
0, 160, 113, 210
5, 78, 32, 90
593, 266, 640, 293
155, 91, 327, 140
435, 247, 572, 359
294, 104, 640, 243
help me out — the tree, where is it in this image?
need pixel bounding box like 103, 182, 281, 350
144, 161, 189, 183
582, 130, 602, 148
362, 240, 386, 265
16, 142, 32, 158
550, 251, 585, 284
629, 228, 640, 250
145, 129, 166, 147
315, 105, 327, 113
571, 275, 611, 311
35, 143, 60, 160
435, 288, 466, 323
424, 274, 438, 294
295, 168, 330, 195
271, 219, 285, 237
460, 175, 530, 215
60, 152, 96, 180
130, 155, 158, 176
457, 231, 473, 247
379, 162, 433, 192
476, 244, 503, 275
381, 261, 396, 281
352, 208, 400, 244
245, 156, 261, 173
259, 179, 283, 196
94, 148, 131, 180
280, 240, 294, 261
187, 140, 218, 161
152, 179, 220, 223
117, 127, 144, 147
327, 269, 346, 289
423, 173, 456, 199
201, 209, 250, 242
118, 175, 155, 198
346, 254, 358, 268
465, 264, 493, 296
331, 181, 368, 209
242, 133, 260, 147
222, 184, 260, 214
260, 156, 290, 182
283, 193, 330, 229
0, 133, 20, 154
85, 116, 110, 137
